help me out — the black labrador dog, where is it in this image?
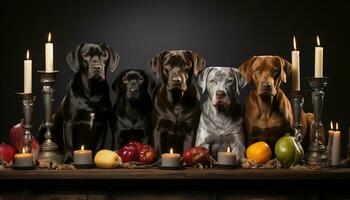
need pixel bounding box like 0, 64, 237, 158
149, 50, 206, 155
48, 43, 119, 163
110, 69, 155, 149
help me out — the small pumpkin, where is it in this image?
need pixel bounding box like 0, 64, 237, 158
246, 141, 272, 164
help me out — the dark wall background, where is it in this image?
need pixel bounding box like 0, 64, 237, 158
1, 0, 349, 154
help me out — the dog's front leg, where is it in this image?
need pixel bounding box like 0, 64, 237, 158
183, 131, 195, 152
63, 121, 74, 163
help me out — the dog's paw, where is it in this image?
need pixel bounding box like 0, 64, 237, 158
241, 158, 258, 169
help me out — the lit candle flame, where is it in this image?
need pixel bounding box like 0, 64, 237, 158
81, 145, 85, 151
48, 32, 52, 43
227, 146, 231, 152
22, 148, 26, 154
330, 121, 333, 130
336, 122, 339, 131
293, 36, 297, 50
316, 35, 320, 46
26, 50, 30, 60
170, 148, 173, 154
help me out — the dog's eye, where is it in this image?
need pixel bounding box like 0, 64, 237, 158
272, 68, 279, 76
254, 69, 261, 75
209, 80, 217, 84
82, 53, 90, 60
123, 78, 128, 83
226, 80, 233, 85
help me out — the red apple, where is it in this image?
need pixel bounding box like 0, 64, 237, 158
0, 143, 16, 163
125, 140, 142, 149
183, 146, 209, 166
9, 120, 40, 160
118, 145, 139, 163
138, 146, 157, 164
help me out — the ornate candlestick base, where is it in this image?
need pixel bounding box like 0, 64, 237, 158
38, 70, 63, 163
305, 77, 328, 166
290, 90, 308, 142
16, 93, 35, 153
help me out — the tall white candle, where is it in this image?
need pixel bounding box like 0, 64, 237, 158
291, 36, 300, 91
24, 50, 32, 94
45, 32, 54, 72
331, 122, 341, 166
314, 36, 323, 77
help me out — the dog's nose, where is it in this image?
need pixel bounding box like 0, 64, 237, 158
262, 82, 272, 90
216, 90, 226, 98
172, 77, 182, 85
93, 65, 102, 71
129, 87, 138, 93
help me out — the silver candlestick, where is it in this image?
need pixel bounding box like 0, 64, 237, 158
37, 70, 63, 163
305, 77, 328, 166
290, 90, 307, 142
16, 93, 35, 154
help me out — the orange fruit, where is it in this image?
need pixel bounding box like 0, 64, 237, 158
246, 141, 272, 164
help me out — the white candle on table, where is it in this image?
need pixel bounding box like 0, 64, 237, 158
24, 50, 32, 94
331, 122, 341, 166
73, 145, 93, 165
45, 32, 54, 72
217, 146, 236, 166
14, 148, 33, 167
161, 148, 181, 167
314, 36, 323, 77
291, 36, 300, 91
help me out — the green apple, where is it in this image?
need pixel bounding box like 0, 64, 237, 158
275, 135, 304, 167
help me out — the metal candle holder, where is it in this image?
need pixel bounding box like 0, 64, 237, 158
37, 70, 63, 163
16, 93, 35, 154
305, 77, 328, 166
290, 90, 307, 142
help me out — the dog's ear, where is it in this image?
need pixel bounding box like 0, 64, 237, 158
111, 70, 125, 98
239, 56, 257, 83
101, 43, 120, 72
149, 51, 167, 79
189, 51, 206, 78
66, 44, 83, 72
276, 56, 292, 83
231, 67, 247, 96
197, 67, 214, 93
146, 73, 157, 96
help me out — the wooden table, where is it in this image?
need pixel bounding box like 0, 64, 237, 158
1, 168, 350, 200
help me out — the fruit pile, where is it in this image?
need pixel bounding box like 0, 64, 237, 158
118, 141, 157, 164
245, 134, 304, 168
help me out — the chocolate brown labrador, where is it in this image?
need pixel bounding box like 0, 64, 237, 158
239, 55, 313, 150
149, 50, 206, 155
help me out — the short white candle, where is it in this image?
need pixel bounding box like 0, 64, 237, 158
73, 145, 93, 165
314, 36, 323, 77
217, 146, 236, 166
331, 122, 341, 166
291, 36, 300, 91
45, 32, 54, 72
161, 148, 181, 167
14, 148, 33, 167
24, 50, 32, 94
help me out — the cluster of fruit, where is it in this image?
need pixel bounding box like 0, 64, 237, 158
246, 135, 304, 167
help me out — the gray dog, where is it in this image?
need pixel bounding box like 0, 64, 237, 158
195, 67, 247, 162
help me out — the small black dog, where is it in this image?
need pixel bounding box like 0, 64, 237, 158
110, 69, 155, 149
48, 43, 119, 163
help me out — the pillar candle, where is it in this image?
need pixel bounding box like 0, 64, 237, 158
73, 145, 93, 165
327, 121, 335, 165
331, 122, 341, 166
291, 36, 300, 91
314, 36, 323, 77
24, 50, 32, 94
45, 32, 54, 72
14, 148, 33, 167
161, 148, 181, 167
217, 146, 236, 166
